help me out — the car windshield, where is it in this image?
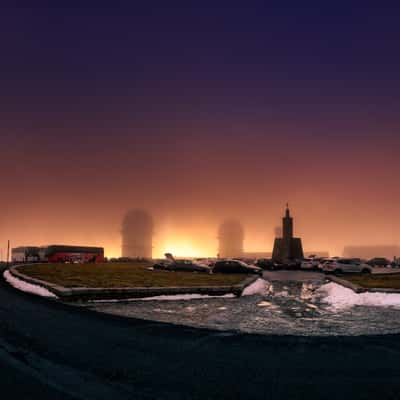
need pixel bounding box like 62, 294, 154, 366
193, 261, 207, 267
233, 260, 249, 267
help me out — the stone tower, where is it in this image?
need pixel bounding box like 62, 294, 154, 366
121, 210, 153, 259
272, 205, 304, 262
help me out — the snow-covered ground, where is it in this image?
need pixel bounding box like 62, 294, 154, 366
90, 293, 236, 303
89, 275, 400, 336
242, 278, 268, 296
3, 270, 58, 298
90, 279, 268, 303
317, 282, 400, 311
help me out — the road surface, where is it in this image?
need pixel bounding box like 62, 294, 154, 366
1, 268, 400, 399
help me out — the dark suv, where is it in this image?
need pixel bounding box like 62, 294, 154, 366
255, 258, 280, 270
213, 260, 263, 275
367, 258, 390, 267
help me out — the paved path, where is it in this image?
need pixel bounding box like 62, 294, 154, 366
2, 271, 400, 399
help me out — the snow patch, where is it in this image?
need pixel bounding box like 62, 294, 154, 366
317, 282, 400, 311
91, 280, 268, 303
90, 293, 235, 303
242, 279, 267, 296
3, 270, 58, 298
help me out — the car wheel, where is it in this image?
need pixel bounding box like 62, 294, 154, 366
334, 269, 343, 275
361, 268, 371, 274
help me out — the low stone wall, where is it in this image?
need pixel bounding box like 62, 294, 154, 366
8, 266, 259, 301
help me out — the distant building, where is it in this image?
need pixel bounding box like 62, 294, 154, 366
121, 209, 154, 259
11, 246, 41, 263
343, 246, 400, 260
218, 220, 244, 258
272, 205, 304, 262
12, 245, 104, 263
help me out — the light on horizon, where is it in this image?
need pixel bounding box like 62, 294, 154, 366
159, 240, 209, 259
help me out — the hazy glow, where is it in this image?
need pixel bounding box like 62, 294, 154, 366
159, 240, 204, 259
105, 246, 123, 260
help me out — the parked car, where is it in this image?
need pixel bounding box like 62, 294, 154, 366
318, 257, 338, 269
367, 258, 391, 267
284, 259, 302, 270
390, 260, 400, 268
322, 258, 372, 275
213, 260, 263, 275
301, 258, 323, 271
194, 258, 216, 267
153, 253, 211, 273
262, 259, 301, 270
255, 258, 280, 270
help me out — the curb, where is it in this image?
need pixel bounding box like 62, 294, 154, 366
9, 266, 260, 301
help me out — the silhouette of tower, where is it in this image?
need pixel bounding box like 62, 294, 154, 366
272, 204, 304, 262
121, 210, 153, 259
283, 206, 293, 239
218, 220, 244, 258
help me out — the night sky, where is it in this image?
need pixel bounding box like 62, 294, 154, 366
2, 1, 400, 257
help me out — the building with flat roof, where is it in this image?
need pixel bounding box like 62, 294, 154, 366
12, 245, 104, 263
11, 246, 41, 263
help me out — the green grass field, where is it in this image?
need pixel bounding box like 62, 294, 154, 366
345, 273, 400, 289
17, 263, 248, 288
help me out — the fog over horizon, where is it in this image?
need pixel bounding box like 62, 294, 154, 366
2, 129, 399, 259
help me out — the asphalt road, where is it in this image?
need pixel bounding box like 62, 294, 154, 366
2, 269, 400, 399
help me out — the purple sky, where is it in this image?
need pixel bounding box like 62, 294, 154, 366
1, 1, 400, 257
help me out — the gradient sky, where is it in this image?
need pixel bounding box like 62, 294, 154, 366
1, 1, 400, 257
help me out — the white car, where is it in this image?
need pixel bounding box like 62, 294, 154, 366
322, 258, 372, 275
301, 258, 323, 271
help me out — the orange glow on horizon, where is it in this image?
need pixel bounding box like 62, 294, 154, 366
157, 239, 209, 259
